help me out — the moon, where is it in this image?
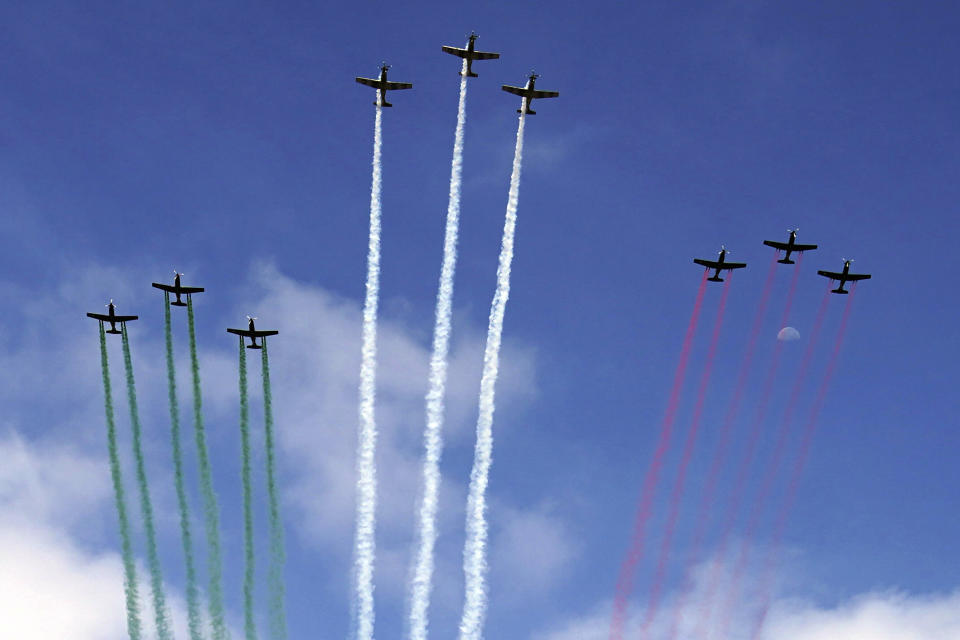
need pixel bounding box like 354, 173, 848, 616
777, 326, 800, 342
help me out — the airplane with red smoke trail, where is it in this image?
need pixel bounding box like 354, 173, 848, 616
87, 300, 138, 334
151, 270, 204, 306
763, 229, 817, 264
442, 33, 500, 78
227, 316, 278, 349
817, 259, 871, 294
501, 72, 559, 115
355, 63, 413, 107
694, 247, 747, 282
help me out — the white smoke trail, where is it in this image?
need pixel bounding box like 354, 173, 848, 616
407, 64, 469, 640
458, 112, 527, 640
353, 102, 383, 640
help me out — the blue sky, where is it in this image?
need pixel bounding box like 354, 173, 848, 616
1, 1, 958, 639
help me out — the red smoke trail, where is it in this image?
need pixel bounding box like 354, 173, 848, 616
747, 288, 856, 640
692, 260, 808, 638
638, 276, 732, 638
608, 272, 709, 640
710, 285, 832, 639
660, 257, 777, 640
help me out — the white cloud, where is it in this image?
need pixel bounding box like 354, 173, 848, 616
0, 433, 228, 640
0, 261, 568, 635
764, 590, 960, 640
534, 583, 960, 640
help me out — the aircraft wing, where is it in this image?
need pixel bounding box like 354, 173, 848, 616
178, 286, 205, 294
471, 50, 499, 60
694, 258, 721, 269
227, 328, 252, 337
87, 312, 138, 322
817, 270, 843, 280
724, 262, 747, 270
151, 283, 175, 293
355, 77, 383, 89
383, 81, 413, 90
251, 330, 279, 338
845, 273, 871, 281
531, 90, 559, 99
442, 45, 468, 58
501, 85, 529, 97
763, 240, 790, 251
792, 242, 817, 251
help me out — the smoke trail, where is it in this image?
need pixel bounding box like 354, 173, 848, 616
352, 102, 383, 640
120, 325, 174, 640
710, 285, 831, 640
663, 257, 777, 640
458, 112, 527, 640
98, 323, 143, 640
238, 339, 258, 640
187, 296, 230, 640
639, 276, 731, 638
261, 339, 288, 640
748, 290, 855, 640
408, 64, 469, 640
163, 293, 205, 640
608, 272, 708, 640
692, 259, 805, 638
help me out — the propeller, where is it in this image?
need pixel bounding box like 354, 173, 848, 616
380, 61, 391, 71
247, 315, 258, 321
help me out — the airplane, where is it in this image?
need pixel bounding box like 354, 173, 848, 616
817, 259, 871, 294
87, 300, 138, 334
501, 72, 559, 115
693, 247, 747, 282
442, 32, 500, 77
227, 316, 278, 349
151, 271, 204, 307
355, 63, 413, 107
763, 229, 818, 264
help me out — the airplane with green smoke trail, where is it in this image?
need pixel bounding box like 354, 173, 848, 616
87, 300, 138, 334
228, 316, 279, 349
152, 270, 205, 306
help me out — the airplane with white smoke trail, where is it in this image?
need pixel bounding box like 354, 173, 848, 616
694, 246, 747, 282
502, 72, 559, 114
355, 63, 413, 107
442, 33, 500, 77
87, 300, 138, 334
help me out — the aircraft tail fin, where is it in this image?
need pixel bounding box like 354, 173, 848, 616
247, 343, 263, 349
708, 276, 724, 282
832, 287, 849, 295
106, 328, 123, 335
778, 258, 795, 265
463, 70, 478, 78
170, 300, 188, 307
518, 107, 536, 115
375, 101, 393, 107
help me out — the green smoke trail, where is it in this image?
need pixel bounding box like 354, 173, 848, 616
238, 338, 257, 640
261, 339, 287, 640
187, 296, 230, 640
163, 292, 205, 640
120, 324, 174, 640
98, 322, 143, 640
